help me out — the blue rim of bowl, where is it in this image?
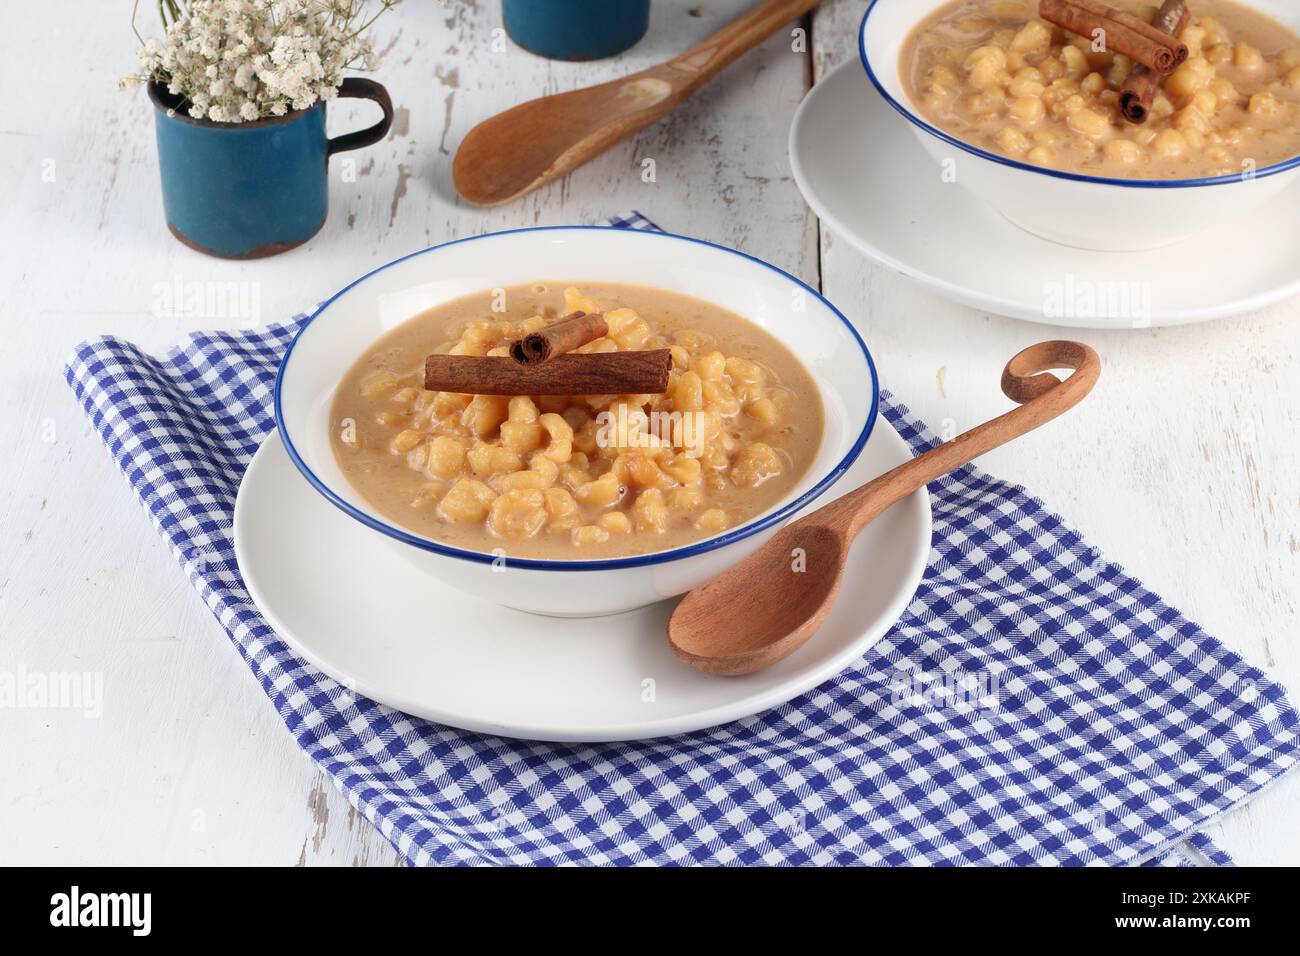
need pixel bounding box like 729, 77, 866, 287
858, 0, 1300, 189
274, 225, 880, 572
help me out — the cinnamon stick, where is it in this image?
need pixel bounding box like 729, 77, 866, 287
424, 349, 672, 395
1069, 0, 1190, 63
1119, 0, 1190, 123
1039, 0, 1184, 75
509, 311, 608, 365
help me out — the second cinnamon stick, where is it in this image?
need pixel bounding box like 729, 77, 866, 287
509, 311, 608, 365
1039, 0, 1183, 75
1119, 0, 1190, 123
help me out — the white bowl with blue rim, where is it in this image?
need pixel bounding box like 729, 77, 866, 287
859, 0, 1300, 251
275, 227, 879, 617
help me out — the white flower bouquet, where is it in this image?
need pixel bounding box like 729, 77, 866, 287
124, 0, 401, 123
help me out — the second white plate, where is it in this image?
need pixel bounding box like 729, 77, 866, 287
233, 420, 931, 743
789, 61, 1300, 328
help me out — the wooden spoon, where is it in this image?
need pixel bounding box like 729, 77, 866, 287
453, 0, 824, 206
668, 341, 1101, 676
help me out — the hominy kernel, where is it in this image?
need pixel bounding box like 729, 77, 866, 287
694, 351, 726, 381
488, 489, 546, 539
1106, 54, 1131, 86
965, 91, 1002, 116
1180, 26, 1206, 58
572, 525, 610, 548
438, 479, 496, 523
467, 441, 521, 477
1234, 43, 1263, 69
1060, 45, 1088, 77
500, 419, 543, 456
1248, 92, 1282, 117
724, 357, 764, 385
702, 379, 740, 416
1165, 61, 1208, 102
602, 307, 637, 335
631, 488, 669, 534
1010, 20, 1051, 56
667, 485, 704, 512
462, 394, 509, 438
1173, 105, 1210, 135
425, 435, 466, 479
1204, 44, 1231, 66
1104, 139, 1141, 164
672, 370, 704, 412
597, 512, 632, 534
1192, 89, 1218, 116
391, 429, 424, 453
431, 391, 473, 419
564, 286, 598, 314
1067, 107, 1109, 139
1010, 94, 1046, 125
498, 469, 549, 492
747, 398, 778, 425
695, 509, 729, 533
537, 412, 574, 463
731, 443, 781, 488
622, 452, 666, 489
1154, 129, 1189, 157
662, 455, 702, 485
997, 126, 1032, 154
507, 395, 539, 423
575, 472, 622, 508
1008, 74, 1045, 98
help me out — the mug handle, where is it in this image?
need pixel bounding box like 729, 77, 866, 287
327, 78, 394, 156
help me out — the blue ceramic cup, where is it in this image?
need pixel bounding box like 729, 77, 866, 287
503, 0, 650, 60
148, 79, 393, 259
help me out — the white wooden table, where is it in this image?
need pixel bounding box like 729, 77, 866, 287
2, 0, 1296, 866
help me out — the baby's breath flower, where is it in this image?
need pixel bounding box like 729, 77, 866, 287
124, 0, 400, 123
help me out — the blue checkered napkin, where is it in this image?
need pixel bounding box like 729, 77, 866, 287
65, 214, 1299, 866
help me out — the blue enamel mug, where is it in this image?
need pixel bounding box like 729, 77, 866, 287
502, 0, 650, 60
148, 79, 394, 259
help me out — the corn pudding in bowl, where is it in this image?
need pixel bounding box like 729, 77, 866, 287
861, 0, 1300, 249
330, 283, 825, 561
275, 227, 878, 616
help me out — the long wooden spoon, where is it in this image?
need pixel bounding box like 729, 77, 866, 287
669, 341, 1101, 676
453, 0, 824, 206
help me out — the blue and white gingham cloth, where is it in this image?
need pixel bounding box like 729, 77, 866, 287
64, 213, 1300, 866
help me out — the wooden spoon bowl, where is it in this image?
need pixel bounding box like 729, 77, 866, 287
668, 341, 1101, 676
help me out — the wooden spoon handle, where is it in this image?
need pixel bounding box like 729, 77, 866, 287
669, 0, 824, 79
826, 341, 1100, 539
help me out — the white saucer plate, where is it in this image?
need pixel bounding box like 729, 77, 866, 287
789, 61, 1300, 329
233, 421, 931, 743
